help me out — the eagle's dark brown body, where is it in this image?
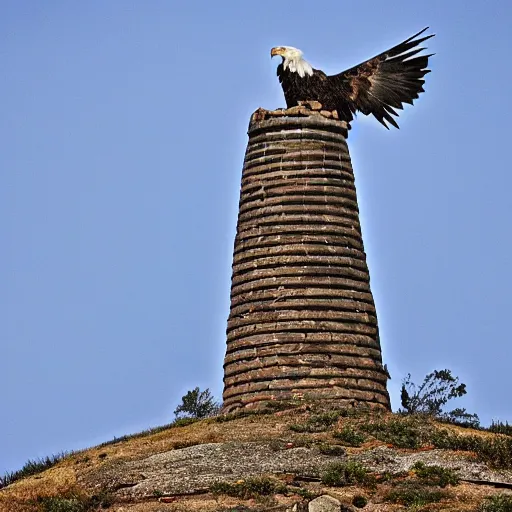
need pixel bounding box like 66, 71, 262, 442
276, 28, 434, 129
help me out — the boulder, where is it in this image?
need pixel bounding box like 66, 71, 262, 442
308, 494, 341, 512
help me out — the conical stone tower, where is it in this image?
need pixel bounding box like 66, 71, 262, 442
222, 108, 390, 413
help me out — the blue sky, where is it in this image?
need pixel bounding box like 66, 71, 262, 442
2, 1, 512, 474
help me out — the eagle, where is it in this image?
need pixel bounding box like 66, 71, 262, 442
271, 28, 434, 129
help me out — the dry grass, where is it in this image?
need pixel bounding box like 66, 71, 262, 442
1, 407, 510, 512
0, 411, 292, 510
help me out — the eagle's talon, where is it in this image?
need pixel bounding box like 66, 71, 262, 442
298, 100, 323, 111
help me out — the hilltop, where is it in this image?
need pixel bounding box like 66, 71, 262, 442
1, 404, 512, 511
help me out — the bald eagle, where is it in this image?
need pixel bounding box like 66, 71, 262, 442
271, 28, 434, 129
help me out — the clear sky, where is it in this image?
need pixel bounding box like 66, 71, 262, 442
2, 0, 512, 475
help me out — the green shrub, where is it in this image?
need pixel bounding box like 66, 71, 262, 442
321, 461, 372, 487
172, 417, 200, 428
384, 482, 447, 507
431, 429, 512, 468
210, 477, 287, 499
478, 494, 512, 512
35, 491, 113, 512
488, 421, 512, 437
360, 418, 423, 449
292, 487, 316, 500
352, 494, 368, 508
400, 369, 479, 428
87, 491, 114, 509
290, 411, 341, 433
37, 496, 86, 512
411, 461, 459, 487
174, 387, 220, 419
439, 407, 481, 428
333, 427, 367, 447
318, 443, 346, 456
375, 470, 408, 483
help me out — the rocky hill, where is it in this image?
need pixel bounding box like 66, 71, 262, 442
2, 404, 512, 511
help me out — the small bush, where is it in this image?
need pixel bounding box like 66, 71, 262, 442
292, 487, 316, 500
479, 494, 512, 512
385, 482, 447, 507
430, 429, 478, 451
440, 407, 481, 428
333, 427, 366, 447
318, 444, 346, 456
172, 417, 199, 428
411, 461, 459, 487
321, 461, 372, 487
289, 423, 311, 433
37, 496, 86, 512
375, 470, 408, 483
35, 491, 113, 512
431, 429, 512, 468
174, 387, 220, 419
86, 491, 114, 509
360, 418, 423, 449
290, 411, 341, 433
488, 421, 512, 437
210, 477, 287, 499
400, 369, 479, 427
352, 495, 368, 508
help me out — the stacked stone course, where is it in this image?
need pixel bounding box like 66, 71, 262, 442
222, 109, 390, 412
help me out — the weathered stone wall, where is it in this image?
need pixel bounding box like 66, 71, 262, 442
222, 110, 390, 412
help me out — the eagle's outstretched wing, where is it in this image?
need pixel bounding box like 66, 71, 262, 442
328, 27, 434, 129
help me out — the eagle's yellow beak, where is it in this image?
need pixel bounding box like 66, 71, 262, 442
271, 47, 285, 58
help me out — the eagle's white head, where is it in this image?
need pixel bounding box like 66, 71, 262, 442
271, 46, 313, 78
